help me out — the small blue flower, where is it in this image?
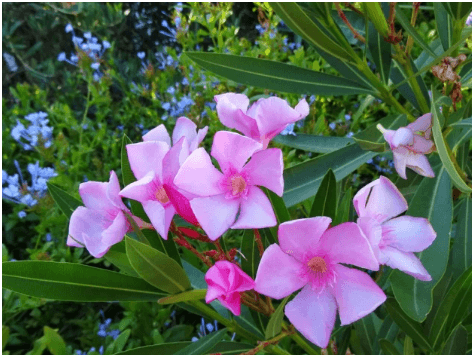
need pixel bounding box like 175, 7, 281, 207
182, 77, 189, 86
280, 123, 296, 136
57, 52, 66, 61
167, 86, 176, 95
18, 211, 26, 218
65, 24, 73, 33
191, 337, 199, 342
102, 40, 111, 49
91, 62, 100, 70
45, 233, 52, 242
329, 122, 336, 130
84, 32, 92, 39
344, 114, 351, 121
346, 131, 354, 138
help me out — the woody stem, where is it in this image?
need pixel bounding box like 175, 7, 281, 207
253, 229, 265, 257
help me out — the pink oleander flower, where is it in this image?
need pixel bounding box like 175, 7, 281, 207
68, 171, 147, 258
143, 116, 208, 152
378, 113, 435, 179
174, 131, 283, 240
354, 176, 436, 281
120, 137, 199, 240
254, 217, 385, 348
214, 93, 309, 149
205, 260, 255, 316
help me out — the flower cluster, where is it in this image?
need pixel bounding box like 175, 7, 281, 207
66, 93, 438, 350
191, 318, 220, 342
11, 111, 53, 150
58, 24, 111, 81
3, 52, 18, 72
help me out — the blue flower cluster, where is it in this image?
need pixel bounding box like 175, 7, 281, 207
2, 160, 57, 210
74, 310, 120, 355
58, 24, 111, 81
3, 52, 18, 72
366, 155, 394, 175
11, 111, 53, 150
191, 318, 220, 342
282, 37, 302, 52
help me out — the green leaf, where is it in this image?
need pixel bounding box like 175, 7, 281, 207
403, 336, 414, 355
353, 114, 407, 152
112, 329, 131, 354
103, 241, 139, 277
2, 261, 165, 301
390, 158, 452, 322
445, 270, 472, 336
395, 6, 437, 57
379, 339, 401, 355
441, 324, 468, 354
118, 341, 254, 355
265, 297, 289, 340
234, 306, 265, 340
43, 326, 67, 355
364, 3, 389, 37
185, 53, 373, 96
434, 3, 453, 52
240, 230, 260, 279
271, 2, 354, 62
428, 268, 472, 350
431, 90, 472, 193
158, 290, 207, 305
450, 2, 472, 20
2, 325, 9, 350
373, 316, 399, 354
174, 329, 228, 355
283, 143, 376, 207
451, 198, 472, 281
46, 183, 82, 219
309, 169, 337, 219
368, 22, 392, 84
333, 187, 352, 226
354, 313, 376, 354
263, 188, 290, 224
385, 298, 433, 353
125, 237, 191, 294
446, 119, 472, 153
124, 212, 150, 245
449, 117, 472, 128
273, 134, 353, 154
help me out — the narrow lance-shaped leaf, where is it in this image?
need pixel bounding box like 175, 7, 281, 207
125, 237, 191, 294
240, 230, 260, 279
390, 158, 452, 322
158, 290, 207, 305
451, 197, 472, 281
333, 187, 352, 226
354, 313, 376, 354
271, 2, 354, 62
368, 22, 392, 84
434, 2, 453, 52
2, 261, 166, 301
118, 341, 255, 355
379, 339, 401, 355
309, 168, 337, 219
265, 297, 289, 340
431, 88, 472, 193
185, 52, 374, 96
273, 134, 353, 154
441, 324, 468, 355
47, 182, 82, 219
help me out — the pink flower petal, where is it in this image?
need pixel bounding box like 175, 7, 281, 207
406, 152, 435, 178
162, 137, 190, 184
106, 171, 128, 210
210, 131, 262, 172
190, 126, 208, 152
392, 147, 409, 179
82, 231, 112, 258
231, 186, 277, 229
382, 129, 396, 148
190, 194, 240, 240
68, 206, 100, 247
126, 141, 169, 180
164, 184, 199, 226
142, 200, 175, 240
142, 124, 171, 145
295, 98, 310, 118
251, 97, 308, 141
205, 284, 226, 303
79, 181, 110, 211
119, 171, 157, 203
174, 148, 225, 196
392, 127, 414, 147
331, 265, 386, 325
319, 222, 379, 270
412, 135, 435, 154
278, 217, 332, 262
254, 244, 307, 299
101, 210, 129, 247
357, 217, 382, 261
285, 286, 337, 349
379, 246, 431, 281
219, 291, 241, 316
407, 113, 432, 133
353, 176, 408, 223
382, 216, 436, 252
242, 148, 284, 196
172, 117, 198, 145
215, 93, 256, 138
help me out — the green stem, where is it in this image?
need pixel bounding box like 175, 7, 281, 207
290, 331, 321, 355
79, 77, 92, 146
189, 301, 259, 343
241, 331, 292, 355
267, 344, 292, 355
404, 60, 430, 113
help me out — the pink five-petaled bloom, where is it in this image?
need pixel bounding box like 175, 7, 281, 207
215, 93, 309, 149
254, 217, 386, 349
354, 176, 436, 281
120, 136, 198, 241
378, 113, 435, 179
68, 171, 147, 258
143, 116, 208, 152
205, 260, 255, 316
174, 131, 283, 240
